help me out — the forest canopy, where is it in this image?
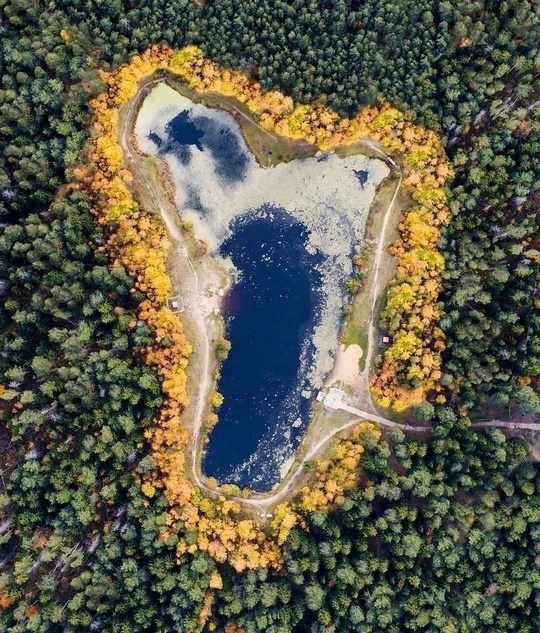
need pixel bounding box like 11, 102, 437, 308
1, 0, 540, 631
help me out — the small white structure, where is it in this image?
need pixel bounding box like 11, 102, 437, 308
168, 295, 185, 313
323, 387, 346, 410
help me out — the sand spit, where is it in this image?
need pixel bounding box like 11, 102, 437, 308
135, 83, 388, 395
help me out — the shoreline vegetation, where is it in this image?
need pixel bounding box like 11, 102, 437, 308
115, 45, 454, 402
83, 46, 384, 571
133, 80, 389, 490
68, 43, 453, 569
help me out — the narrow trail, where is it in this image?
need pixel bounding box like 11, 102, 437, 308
119, 79, 540, 514
354, 144, 402, 412
472, 420, 540, 431
225, 407, 540, 510
120, 82, 214, 497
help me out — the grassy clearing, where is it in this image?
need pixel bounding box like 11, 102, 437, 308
342, 318, 366, 348
341, 317, 368, 372
338, 171, 405, 375
336, 142, 383, 161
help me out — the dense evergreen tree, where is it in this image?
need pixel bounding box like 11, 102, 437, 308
1, 0, 540, 629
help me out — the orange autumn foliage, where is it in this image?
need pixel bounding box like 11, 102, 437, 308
198, 591, 214, 627
77, 44, 451, 577
367, 120, 451, 410
297, 422, 381, 510
81, 47, 283, 572
272, 422, 382, 544
0, 590, 14, 611
25, 603, 40, 618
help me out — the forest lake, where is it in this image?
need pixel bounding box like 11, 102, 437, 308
135, 83, 389, 492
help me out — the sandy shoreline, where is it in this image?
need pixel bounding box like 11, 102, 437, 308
324, 344, 363, 388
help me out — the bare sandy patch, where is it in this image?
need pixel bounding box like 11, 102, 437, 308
325, 344, 362, 387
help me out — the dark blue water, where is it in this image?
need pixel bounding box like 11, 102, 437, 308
150, 108, 248, 183
354, 169, 369, 189
202, 207, 324, 491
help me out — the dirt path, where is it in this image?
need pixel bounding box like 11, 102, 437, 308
120, 81, 221, 497
353, 157, 402, 412
472, 420, 540, 431
119, 78, 540, 515
236, 409, 540, 511
223, 408, 540, 511
361, 146, 400, 381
